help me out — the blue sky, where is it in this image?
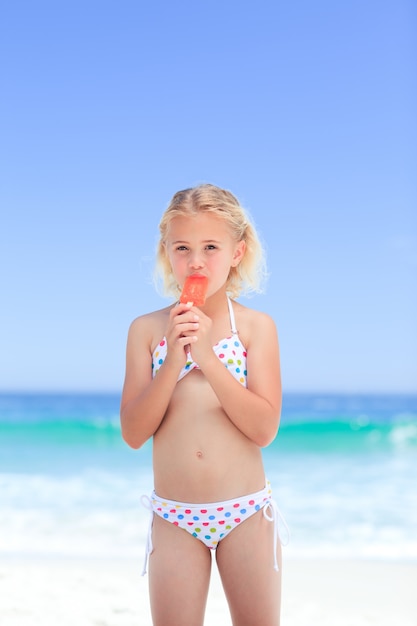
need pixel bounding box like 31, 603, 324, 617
1, 0, 416, 393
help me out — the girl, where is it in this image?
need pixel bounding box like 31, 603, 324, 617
120, 184, 285, 625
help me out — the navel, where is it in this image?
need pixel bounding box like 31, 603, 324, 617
196, 450, 203, 459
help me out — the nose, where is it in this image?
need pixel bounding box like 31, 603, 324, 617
188, 250, 204, 270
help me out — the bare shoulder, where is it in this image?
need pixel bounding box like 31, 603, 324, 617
232, 300, 279, 346
127, 304, 173, 352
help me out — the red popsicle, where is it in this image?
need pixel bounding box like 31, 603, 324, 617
179, 275, 208, 306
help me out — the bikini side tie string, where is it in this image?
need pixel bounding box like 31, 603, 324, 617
140, 495, 154, 576
263, 500, 290, 571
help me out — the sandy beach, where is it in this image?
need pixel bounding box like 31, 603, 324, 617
1, 557, 416, 625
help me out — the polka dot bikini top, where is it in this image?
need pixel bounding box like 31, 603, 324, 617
152, 297, 248, 387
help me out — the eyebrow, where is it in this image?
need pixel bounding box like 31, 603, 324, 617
171, 239, 222, 244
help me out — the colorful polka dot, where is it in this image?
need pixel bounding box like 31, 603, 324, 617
152, 321, 247, 384
150, 480, 275, 552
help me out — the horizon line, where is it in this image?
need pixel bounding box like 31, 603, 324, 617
1, 389, 417, 397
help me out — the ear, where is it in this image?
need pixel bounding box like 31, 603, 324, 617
231, 240, 246, 267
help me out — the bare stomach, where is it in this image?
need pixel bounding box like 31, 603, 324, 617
152, 372, 266, 502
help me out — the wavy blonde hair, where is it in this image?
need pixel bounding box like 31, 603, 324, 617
154, 184, 267, 299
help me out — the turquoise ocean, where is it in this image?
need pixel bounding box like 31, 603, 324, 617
1, 392, 416, 561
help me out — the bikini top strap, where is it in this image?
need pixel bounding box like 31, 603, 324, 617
227, 297, 238, 334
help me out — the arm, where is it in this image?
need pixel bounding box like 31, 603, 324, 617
192, 311, 282, 447
120, 317, 176, 449
120, 304, 200, 449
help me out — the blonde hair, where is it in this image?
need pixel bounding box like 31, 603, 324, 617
154, 184, 267, 299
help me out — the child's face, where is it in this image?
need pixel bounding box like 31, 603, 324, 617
165, 213, 245, 297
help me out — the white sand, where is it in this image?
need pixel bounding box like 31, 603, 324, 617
0, 557, 416, 625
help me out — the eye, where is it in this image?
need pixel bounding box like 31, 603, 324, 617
176, 245, 189, 252
205, 244, 217, 250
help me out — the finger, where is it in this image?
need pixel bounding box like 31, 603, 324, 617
177, 335, 197, 347
175, 302, 194, 315
179, 319, 199, 331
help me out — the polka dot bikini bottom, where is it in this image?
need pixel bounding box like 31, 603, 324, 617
141, 479, 289, 575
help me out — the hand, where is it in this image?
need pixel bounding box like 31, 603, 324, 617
163, 303, 200, 371
179, 304, 213, 366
